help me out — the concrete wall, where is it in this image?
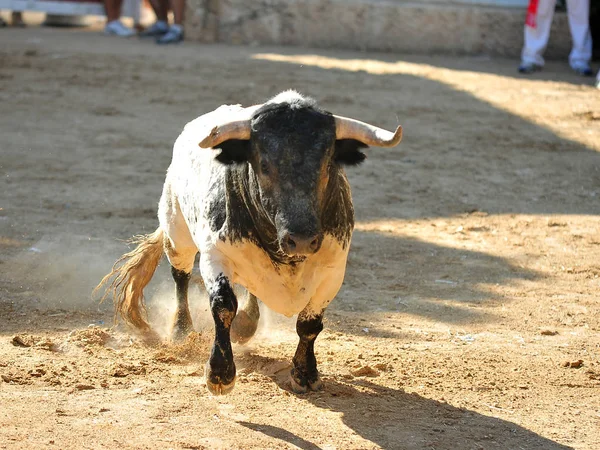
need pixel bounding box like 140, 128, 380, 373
184, 0, 572, 59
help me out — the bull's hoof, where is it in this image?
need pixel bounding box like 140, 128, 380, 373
171, 311, 194, 342
170, 324, 194, 343
204, 360, 236, 395
141, 329, 163, 347
290, 369, 322, 394
290, 374, 308, 394
231, 310, 259, 345
308, 377, 323, 391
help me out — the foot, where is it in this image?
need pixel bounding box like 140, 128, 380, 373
170, 304, 194, 342
230, 310, 259, 344
139, 20, 169, 38
104, 20, 135, 37
572, 65, 593, 77
171, 322, 194, 342
518, 62, 542, 74
290, 368, 323, 394
205, 360, 236, 395
230, 295, 260, 345
156, 25, 184, 44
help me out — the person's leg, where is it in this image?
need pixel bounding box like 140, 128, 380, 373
11, 11, 25, 27
520, 0, 557, 71
566, 0, 593, 74
104, 0, 135, 36
151, 0, 169, 22
171, 0, 184, 26
156, 0, 185, 43
104, 0, 122, 22
140, 0, 169, 36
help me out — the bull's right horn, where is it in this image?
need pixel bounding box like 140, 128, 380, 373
198, 104, 263, 149
199, 120, 252, 149
334, 115, 403, 148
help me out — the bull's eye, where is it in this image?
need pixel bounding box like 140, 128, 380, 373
260, 161, 270, 175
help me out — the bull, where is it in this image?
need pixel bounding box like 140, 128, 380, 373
98, 91, 402, 395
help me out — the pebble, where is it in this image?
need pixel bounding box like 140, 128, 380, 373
351, 365, 379, 377
540, 330, 559, 336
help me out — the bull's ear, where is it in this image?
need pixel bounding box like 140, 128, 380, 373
214, 139, 251, 165
334, 139, 367, 166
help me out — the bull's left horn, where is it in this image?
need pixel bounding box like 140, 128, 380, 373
334, 115, 403, 148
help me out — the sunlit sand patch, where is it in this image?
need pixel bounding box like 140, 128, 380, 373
252, 53, 600, 151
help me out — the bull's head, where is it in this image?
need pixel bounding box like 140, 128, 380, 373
198, 92, 402, 259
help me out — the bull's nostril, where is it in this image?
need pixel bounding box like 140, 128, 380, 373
309, 237, 319, 251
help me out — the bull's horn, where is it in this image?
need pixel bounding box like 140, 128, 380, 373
334, 115, 403, 148
199, 120, 252, 149
198, 104, 263, 149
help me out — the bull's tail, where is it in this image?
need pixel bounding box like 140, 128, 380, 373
94, 228, 164, 339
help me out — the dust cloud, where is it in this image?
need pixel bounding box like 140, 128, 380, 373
145, 268, 298, 346
4, 234, 125, 314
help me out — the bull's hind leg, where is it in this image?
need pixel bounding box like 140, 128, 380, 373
159, 183, 198, 341
164, 237, 198, 341
170, 265, 194, 341
231, 293, 260, 344
290, 310, 324, 394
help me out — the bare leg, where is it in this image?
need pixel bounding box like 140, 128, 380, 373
205, 273, 238, 395
290, 311, 324, 393
103, 0, 123, 22
170, 0, 185, 25
11, 12, 25, 27
231, 293, 260, 344
148, 0, 168, 22
170, 266, 194, 341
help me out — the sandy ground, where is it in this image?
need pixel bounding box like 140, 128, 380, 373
1, 25, 600, 450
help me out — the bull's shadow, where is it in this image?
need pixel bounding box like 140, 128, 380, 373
236, 354, 570, 450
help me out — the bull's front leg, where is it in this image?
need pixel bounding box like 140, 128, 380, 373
204, 272, 238, 395
290, 310, 324, 393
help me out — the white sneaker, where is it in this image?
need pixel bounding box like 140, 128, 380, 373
104, 20, 135, 37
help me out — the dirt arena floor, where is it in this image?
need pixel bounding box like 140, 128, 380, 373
1, 24, 600, 450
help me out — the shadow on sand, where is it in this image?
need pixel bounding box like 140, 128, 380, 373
236, 356, 572, 450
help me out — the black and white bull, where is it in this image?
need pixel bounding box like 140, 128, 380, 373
98, 91, 402, 395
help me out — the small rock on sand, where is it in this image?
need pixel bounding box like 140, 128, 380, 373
540, 330, 559, 336
351, 365, 379, 377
